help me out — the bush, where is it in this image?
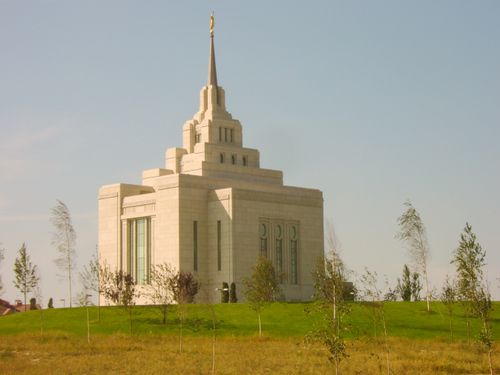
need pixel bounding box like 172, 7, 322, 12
230, 282, 238, 303
221, 282, 229, 303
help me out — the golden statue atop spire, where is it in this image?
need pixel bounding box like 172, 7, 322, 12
210, 12, 215, 36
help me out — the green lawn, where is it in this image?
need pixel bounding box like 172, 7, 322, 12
0, 301, 498, 340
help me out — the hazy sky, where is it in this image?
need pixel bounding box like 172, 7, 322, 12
1, 1, 499, 305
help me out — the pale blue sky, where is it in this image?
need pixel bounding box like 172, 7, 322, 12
1, 1, 499, 304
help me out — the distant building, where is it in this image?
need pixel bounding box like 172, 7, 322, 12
13, 299, 41, 312
98, 17, 324, 303
0, 299, 16, 316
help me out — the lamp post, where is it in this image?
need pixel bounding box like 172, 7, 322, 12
85, 294, 92, 344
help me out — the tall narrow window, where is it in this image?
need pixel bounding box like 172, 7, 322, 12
217, 220, 222, 271
195, 133, 201, 143
230, 129, 234, 142
259, 223, 268, 257
242, 156, 247, 166
219, 127, 222, 141
193, 221, 198, 272
127, 217, 151, 285
220, 153, 224, 163
231, 154, 236, 165
275, 225, 283, 281
290, 226, 298, 284
224, 128, 228, 142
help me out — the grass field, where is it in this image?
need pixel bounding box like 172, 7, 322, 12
0, 302, 498, 374
1, 301, 498, 339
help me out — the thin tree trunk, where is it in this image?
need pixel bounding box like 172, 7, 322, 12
97, 291, 101, 322
424, 273, 430, 312
179, 314, 183, 353
211, 306, 216, 375
487, 348, 493, 375
39, 308, 44, 336
258, 313, 262, 337
68, 261, 72, 308
449, 314, 453, 342
65, 226, 73, 309
416, 232, 430, 313
466, 316, 471, 345
129, 308, 133, 336
381, 312, 390, 375
481, 319, 493, 375
86, 306, 90, 344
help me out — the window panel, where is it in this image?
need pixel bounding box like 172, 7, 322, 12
259, 223, 268, 258
127, 217, 151, 285
217, 220, 222, 271
193, 221, 198, 272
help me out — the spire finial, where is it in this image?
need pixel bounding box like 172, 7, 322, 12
210, 12, 215, 36
208, 12, 218, 87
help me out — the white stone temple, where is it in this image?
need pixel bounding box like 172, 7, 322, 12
98, 17, 324, 303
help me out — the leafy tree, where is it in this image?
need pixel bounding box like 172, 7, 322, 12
411, 272, 422, 301
452, 222, 493, 373
30, 297, 37, 310
51, 200, 77, 308
221, 282, 229, 303
360, 268, 391, 375
229, 282, 238, 303
13, 243, 39, 307
396, 264, 412, 301
48, 298, 54, 309
100, 267, 139, 335
79, 250, 100, 319
396, 264, 422, 301
147, 263, 176, 324
440, 275, 456, 342
396, 200, 431, 311
243, 256, 281, 337
383, 288, 397, 302
171, 271, 199, 304
310, 252, 350, 375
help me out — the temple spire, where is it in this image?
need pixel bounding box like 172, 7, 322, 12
208, 13, 218, 87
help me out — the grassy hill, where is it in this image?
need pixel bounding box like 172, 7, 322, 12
1, 302, 499, 374
1, 301, 498, 340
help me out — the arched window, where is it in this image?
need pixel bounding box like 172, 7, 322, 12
220, 153, 224, 163
259, 223, 268, 258
290, 226, 298, 284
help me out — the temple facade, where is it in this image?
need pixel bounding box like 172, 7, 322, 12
98, 20, 324, 303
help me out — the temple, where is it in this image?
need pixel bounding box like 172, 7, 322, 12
98, 17, 324, 302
